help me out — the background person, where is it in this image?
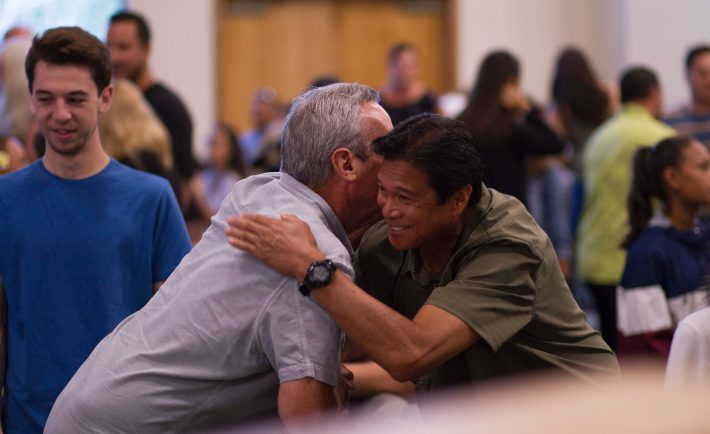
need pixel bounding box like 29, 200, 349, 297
188, 122, 246, 242
617, 136, 710, 361
99, 78, 184, 207
0, 26, 190, 432
107, 10, 197, 183
665, 44, 710, 146
577, 66, 675, 352
379, 43, 439, 126
457, 50, 565, 206
0, 27, 34, 145
0, 135, 26, 175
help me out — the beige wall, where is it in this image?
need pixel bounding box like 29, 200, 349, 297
130, 0, 710, 160
623, 0, 710, 112
455, 0, 623, 101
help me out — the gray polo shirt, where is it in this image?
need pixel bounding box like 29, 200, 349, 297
45, 173, 353, 433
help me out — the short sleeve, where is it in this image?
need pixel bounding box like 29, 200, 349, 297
666, 318, 709, 386
259, 278, 343, 387
426, 239, 539, 352
152, 185, 192, 282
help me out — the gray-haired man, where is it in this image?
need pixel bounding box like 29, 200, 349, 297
45, 83, 392, 433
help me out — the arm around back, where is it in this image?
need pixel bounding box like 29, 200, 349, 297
311, 271, 478, 382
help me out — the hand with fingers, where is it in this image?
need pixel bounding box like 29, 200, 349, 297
335, 364, 354, 415
226, 213, 325, 280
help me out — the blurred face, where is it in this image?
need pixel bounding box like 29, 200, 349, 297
107, 21, 148, 82
31, 61, 112, 157
250, 99, 275, 130
388, 48, 419, 87
376, 159, 461, 252
688, 52, 710, 107
209, 127, 232, 170
666, 140, 710, 206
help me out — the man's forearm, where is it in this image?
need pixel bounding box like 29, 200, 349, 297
346, 361, 415, 398
311, 271, 454, 381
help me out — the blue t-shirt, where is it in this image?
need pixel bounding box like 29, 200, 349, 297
0, 159, 192, 433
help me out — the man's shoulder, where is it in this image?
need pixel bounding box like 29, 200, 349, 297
144, 82, 189, 111
621, 109, 675, 140
0, 162, 47, 207
232, 173, 353, 268
469, 190, 548, 256
586, 118, 671, 165
0, 161, 39, 188
107, 160, 173, 196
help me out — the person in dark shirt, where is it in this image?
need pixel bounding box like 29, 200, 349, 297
458, 50, 564, 206
107, 10, 197, 181
379, 43, 439, 126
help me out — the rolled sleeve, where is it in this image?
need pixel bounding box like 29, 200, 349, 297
259, 278, 343, 388
426, 240, 540, 352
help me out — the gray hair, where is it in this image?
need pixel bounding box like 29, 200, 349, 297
280, 82, 379, 188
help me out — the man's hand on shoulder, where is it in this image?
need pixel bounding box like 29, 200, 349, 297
226, 213, 324, 281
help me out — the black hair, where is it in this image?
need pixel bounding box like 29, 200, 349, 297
457, 50, 520, 144
25, 26, 112, 94
110, 10, 151, 46
551, 47, 609, 127
620, 66, 658, 103
685, 44, 710, 72
373, 113, 484, 207
625, 136, 695, 246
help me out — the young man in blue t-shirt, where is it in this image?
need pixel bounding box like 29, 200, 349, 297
0, 26, 191, 432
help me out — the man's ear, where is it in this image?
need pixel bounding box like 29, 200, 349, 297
99, 84, 114, 114
331, 148, 357, 182
451, 184, 473, 210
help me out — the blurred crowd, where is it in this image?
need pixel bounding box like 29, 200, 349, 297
2, 8, 710, 434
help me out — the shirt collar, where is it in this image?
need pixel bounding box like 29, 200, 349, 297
621, 103, 654, 119
278, 172, 354, 258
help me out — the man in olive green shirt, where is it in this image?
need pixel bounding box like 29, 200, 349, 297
228, 114, 619, 395
577, 67, 675, 351
356, 185, 616, 390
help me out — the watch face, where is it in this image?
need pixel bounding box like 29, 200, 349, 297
311, 263, 332, 283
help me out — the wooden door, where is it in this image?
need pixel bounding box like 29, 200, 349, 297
218, 0, 454, 131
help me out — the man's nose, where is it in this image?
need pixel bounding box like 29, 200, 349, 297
380, 197, 400, 218
53, 100, 71, 121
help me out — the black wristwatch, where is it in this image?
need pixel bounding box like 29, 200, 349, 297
298, 259, 336, 296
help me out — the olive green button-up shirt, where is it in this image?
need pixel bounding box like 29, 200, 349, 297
355, 185, 619, 392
